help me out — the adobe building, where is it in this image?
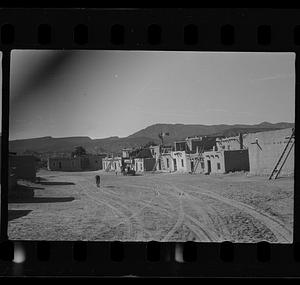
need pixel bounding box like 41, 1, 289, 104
149, 143, 205, 174
203, 147, 250, 174
171, 151, 191, 172
134, 148, 156, 172
216, 133, 245, 151
122, 148, 133, 159
48, 154, 105, 171
188, 152, 206, 174
174, 136, 217, 153
160, 151, 174, 172
150, 145, 174, 172
81, 154, 105, 170
48, 156, 81, 171
174, 140, 187, 152
149, 145, 161, 159
9, 154, 37, 180
203, 132, 250, 174
242, 128, 294, 176
172, 136, 217, 173
102, 156, 122, 172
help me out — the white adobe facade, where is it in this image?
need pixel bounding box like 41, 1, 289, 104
102, 156, 122, 172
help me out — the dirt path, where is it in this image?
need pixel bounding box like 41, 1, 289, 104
8, 170, 293, 242
144, 175, 292, 242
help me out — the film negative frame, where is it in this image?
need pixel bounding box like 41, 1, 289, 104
0, 8, 299, 277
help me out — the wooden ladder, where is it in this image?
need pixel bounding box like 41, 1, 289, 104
191, 146, 204, 174
152, 146, 168, 172
269, 128, 295, 180
105, 158, 113, 172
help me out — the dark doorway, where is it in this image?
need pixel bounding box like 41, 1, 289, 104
59, 162, 62, 169
173, 159, 177, 171
158, 159, 161, 170
191, 161, 194, 172
207, 160, 211, 174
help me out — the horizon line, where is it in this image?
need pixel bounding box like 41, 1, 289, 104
6, 121, 295, 141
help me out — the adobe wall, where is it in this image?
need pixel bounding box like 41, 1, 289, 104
103, 158, 122, 171
160, 154, 173, 172
134, 158, 144, 172
88, 155, 104, 170
143, 158, 156, 171
243, 128, 294, 176
47, 157, 81, 171
172, 151, 190, 173
224, 149, 250, 173
203, 151, 225, 174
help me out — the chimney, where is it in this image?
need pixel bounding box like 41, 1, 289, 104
239, 133, 243, 150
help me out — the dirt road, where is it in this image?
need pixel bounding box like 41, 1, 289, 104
8, 170, 293, 242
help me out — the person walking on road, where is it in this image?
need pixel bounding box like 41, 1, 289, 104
95, 175, 100, 188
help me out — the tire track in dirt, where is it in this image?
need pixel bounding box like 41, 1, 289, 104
182, 191, 231, 240
106, 181, 207, 241
107, 182, 177, 217
134, 177, 186, 241
145, 176, 290, 242
161, 191, 185, 242
83, 179, 157, 239
77, 181, 132, 237
172, 182, 292, 243
184, 216, 214, 242
156, 180, 218, 242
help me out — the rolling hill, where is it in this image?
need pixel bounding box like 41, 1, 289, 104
7, 122, 294, 157
128, 122, 294, 143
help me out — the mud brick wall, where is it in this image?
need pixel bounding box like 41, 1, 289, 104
87, 155, 105, 170
224, 149, 250, 173
143, 158, 156, 171
47, 157, 81, 171
243, 128, 294, 176
203, 151, 225, 174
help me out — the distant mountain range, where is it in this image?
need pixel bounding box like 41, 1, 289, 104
6, 122, 294, 157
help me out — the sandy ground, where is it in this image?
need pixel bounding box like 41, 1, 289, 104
8, 169, 293, 243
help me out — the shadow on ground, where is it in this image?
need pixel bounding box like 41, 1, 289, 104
8, 209, 32, 221
35, 176, 48, 182
38, 181, 75, 185
8, 184, 75, 203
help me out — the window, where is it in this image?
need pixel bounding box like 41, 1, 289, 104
217, 163, 221, 170
181, 159, 184, 167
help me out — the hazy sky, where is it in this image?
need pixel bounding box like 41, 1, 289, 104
8, 50, 295, 140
